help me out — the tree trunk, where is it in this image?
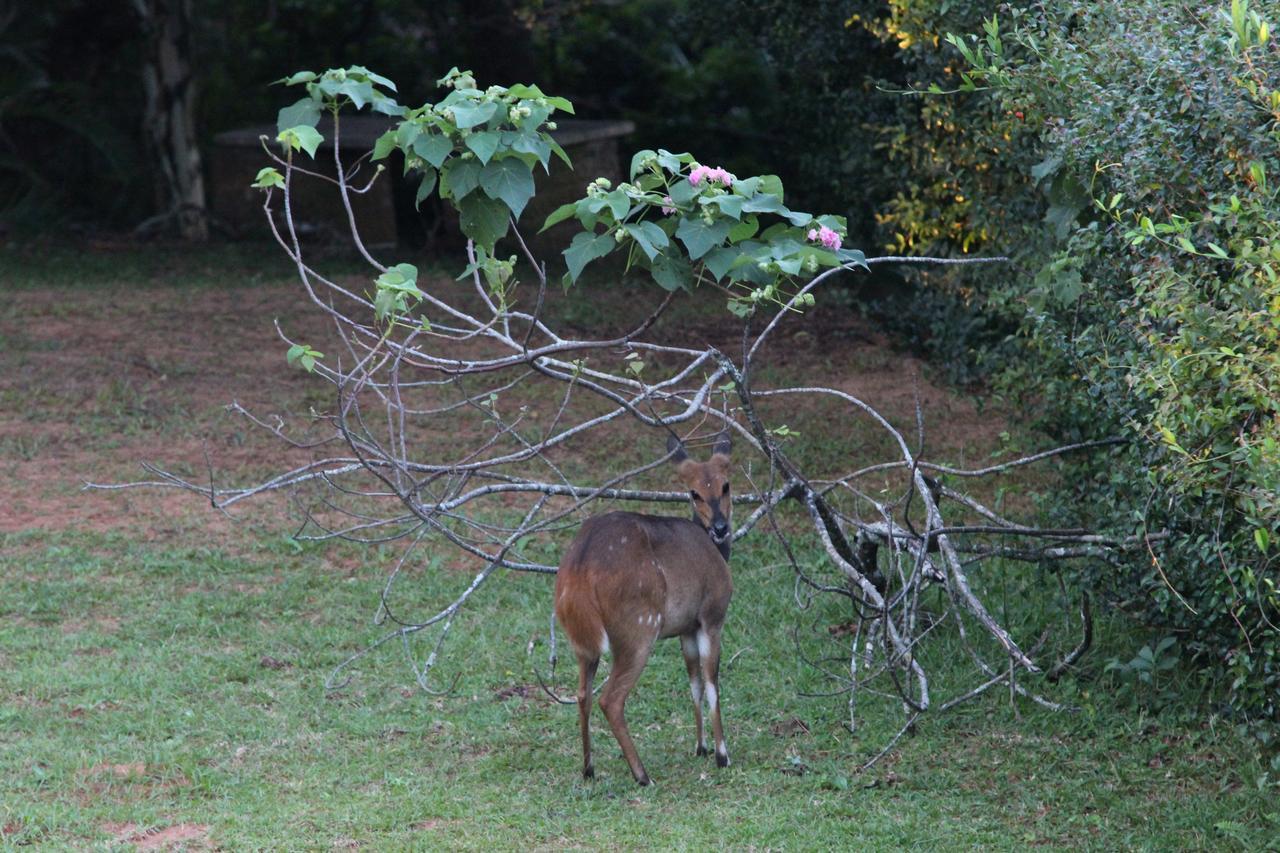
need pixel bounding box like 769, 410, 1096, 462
134, 0, 207, 240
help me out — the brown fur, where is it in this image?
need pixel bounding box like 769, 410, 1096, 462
553, 434, 734, 785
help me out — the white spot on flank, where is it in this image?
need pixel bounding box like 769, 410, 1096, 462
621, 536, 628, 544
704, 682, 718, 708
600, 632, 610, 655
696, 630, 712, 659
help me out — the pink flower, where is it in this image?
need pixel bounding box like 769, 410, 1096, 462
688, 164, 734, 187
661, 195, 676, 215
806, 225, 842, 251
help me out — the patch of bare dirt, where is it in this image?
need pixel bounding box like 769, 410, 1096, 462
101, 821, 211, 851
1, 266, 1016, 553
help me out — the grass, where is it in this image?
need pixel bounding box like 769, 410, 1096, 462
2, 526, 1277, 849
2, 242, 1277, 848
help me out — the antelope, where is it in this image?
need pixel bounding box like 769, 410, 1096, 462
554, 432, 735, 786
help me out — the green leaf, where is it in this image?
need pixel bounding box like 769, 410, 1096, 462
280, 71, 317, 86
415, 169, 437, 210
457, 193, 511, 250
703, 246, 740, 280
464, 131, 501, 165
370, 95, 406, 117
548, 138, 572, 169
251, 167, 285, 190
650, 251, 693, 291
728, 216, 759, 243
836, 248, 867, 268
1176, 236, 1196, 254
441, 159, 482, 200
564, 231, 616, 281
604, 188, 631, 221
277, 98, 321, 135
740, 193, 785, 215
540, 201, 578, 233
756, 174, 784, 199
675, 217, 732, 260
781, 209, 813, 227
544, 95, 575, 114
630, 149, 657, 179
350, 66, 397, 91
412, 134, 454, 168
1256, 528, 1271, 553
336, 78, 374, 109
509, 131, 552, 168
278, 126, 324, 158
372, 130, 398, 161
451, 100, 500, 130
479, 158, 536, 219
712, 194, 745, 219
624, 221, 669, 261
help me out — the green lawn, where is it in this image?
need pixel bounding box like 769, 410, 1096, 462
2, 526, 1275, 849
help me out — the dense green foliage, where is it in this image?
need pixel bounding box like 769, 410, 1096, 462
862, 0, 1280, 727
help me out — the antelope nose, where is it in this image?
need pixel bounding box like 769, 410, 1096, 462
712, 520, 730, 539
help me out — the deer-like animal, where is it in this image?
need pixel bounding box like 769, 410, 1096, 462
554, 432, 735, 785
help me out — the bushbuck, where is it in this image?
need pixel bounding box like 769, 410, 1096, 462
554, 432, 734, 785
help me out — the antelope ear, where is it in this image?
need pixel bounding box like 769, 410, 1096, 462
712, 431, 732, 459
667, 433, 689, 464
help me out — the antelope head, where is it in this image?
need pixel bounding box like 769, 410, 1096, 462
668, 432, 733, 559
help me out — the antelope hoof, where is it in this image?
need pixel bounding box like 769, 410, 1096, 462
696, 745, 709, 758
716, 752, 730, 768
583, 765, 594, 780
635, 773, 651, 786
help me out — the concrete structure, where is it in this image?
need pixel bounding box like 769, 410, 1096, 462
210, 117, 635, 252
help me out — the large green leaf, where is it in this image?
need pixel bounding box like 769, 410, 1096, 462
280, 125, 324, 158
712, 195, 745, 220
442, 159, 482, 200
703, 246, 740, 281
624, 221, 669, 261
277, 98, 321, 135
630, 149, 657, 179
540, 202, 577, 233
675, 217, 732, 260
464, 131, 502, 165
650, 251, 693, 291
509, 130, 551, 168
372, 130, 398, 161
740, 193, 785, 215
564, 232, 616, 282
457, 193, 511, 250
451, 100, 500, 129
480, 158, 536, 219
412, 134, 453, 168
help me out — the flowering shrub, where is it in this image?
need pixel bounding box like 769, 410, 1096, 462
867, 0, 1280, 726
544, 148, 864, 315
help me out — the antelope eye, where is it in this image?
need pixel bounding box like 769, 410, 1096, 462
689, 490, 701, 502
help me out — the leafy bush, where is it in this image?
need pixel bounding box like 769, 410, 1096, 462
866, 0, 1280, 725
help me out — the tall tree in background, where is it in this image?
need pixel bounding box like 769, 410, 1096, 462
134, 0, 206, 240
